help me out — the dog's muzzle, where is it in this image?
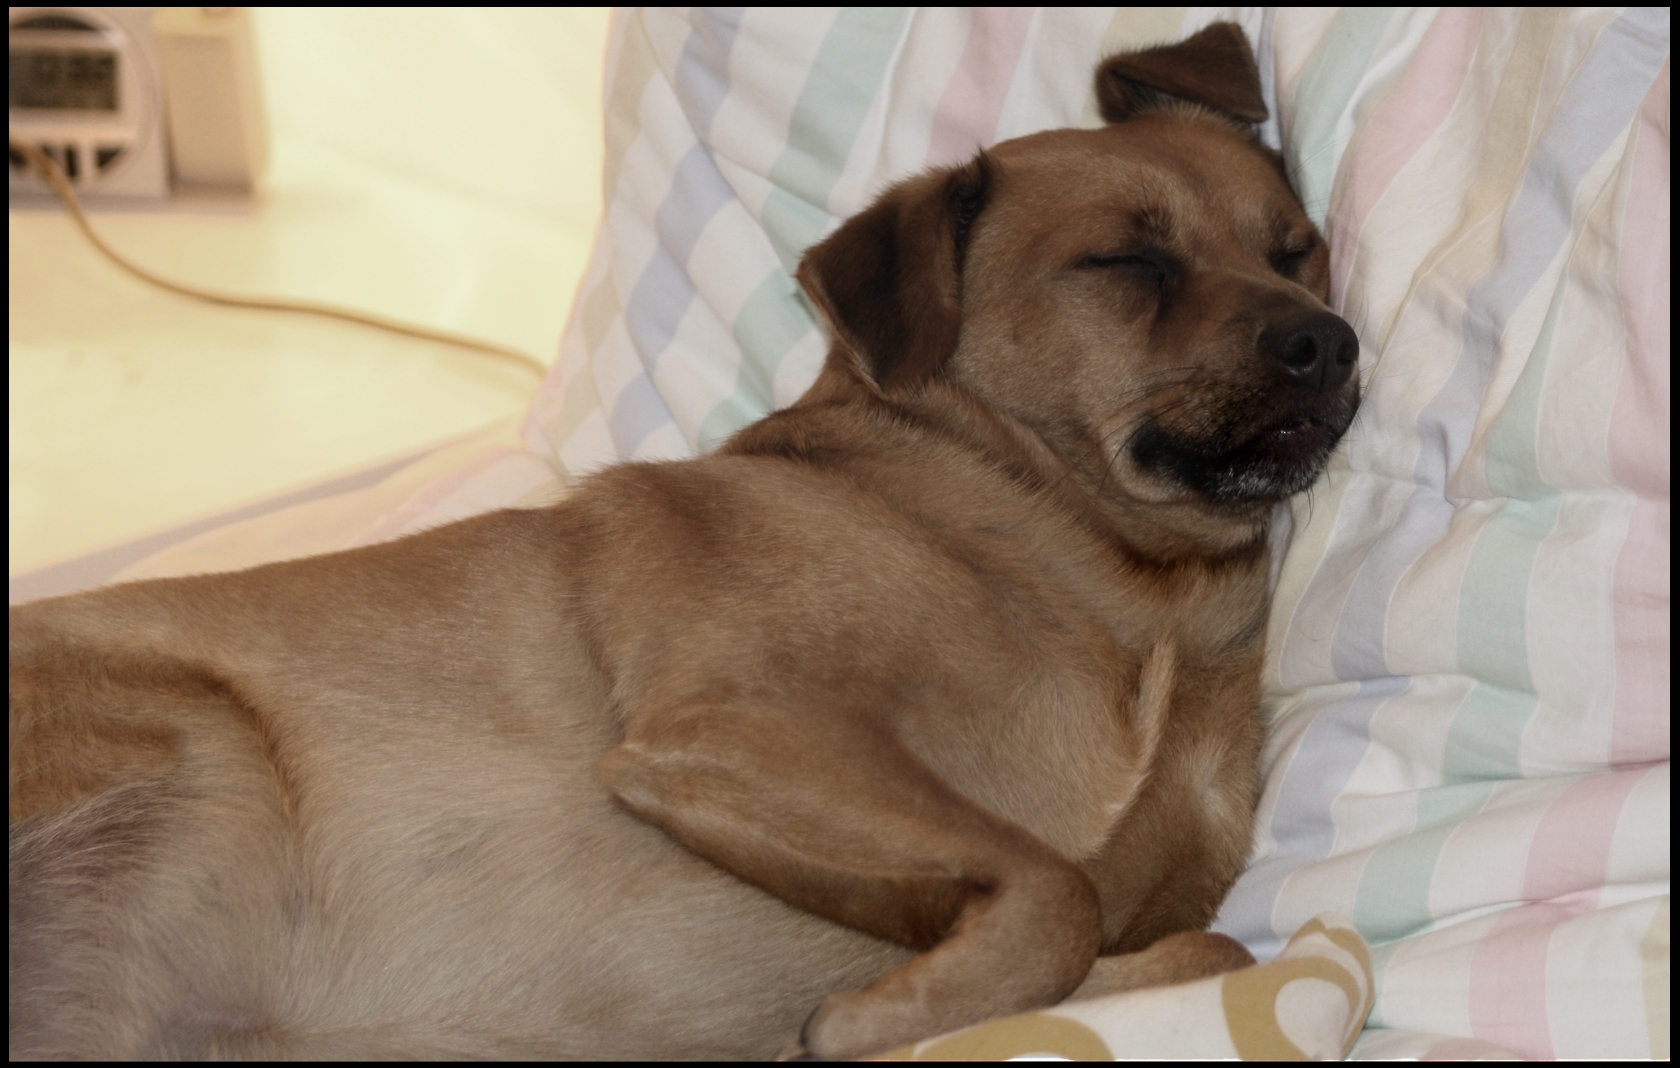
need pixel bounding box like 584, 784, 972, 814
1129, 305, 1361, 507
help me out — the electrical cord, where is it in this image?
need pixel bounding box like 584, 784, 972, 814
9, 136, 549, 380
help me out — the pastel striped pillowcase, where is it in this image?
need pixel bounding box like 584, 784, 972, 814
1217, 9, 1669, 1059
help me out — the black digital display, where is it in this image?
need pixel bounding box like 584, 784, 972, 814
9, 48, 118, 111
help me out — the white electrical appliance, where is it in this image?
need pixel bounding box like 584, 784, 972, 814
8, 6, 266, 202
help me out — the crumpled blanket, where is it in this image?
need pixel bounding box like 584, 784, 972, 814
881, 913, 1381, 1061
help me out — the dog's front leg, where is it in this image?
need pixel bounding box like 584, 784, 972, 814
1068, 930, 1256, 1000
597, 703, 1101, 1060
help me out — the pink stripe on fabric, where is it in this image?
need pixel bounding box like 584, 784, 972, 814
1421, 1036, 1522, 1060
1466, 901, 1570, 1058
1524, 771, 1646, 901
1466, 770, 1645, 1056
1607, 65, 1671, 768
1328, 7, 1483, 301
922, 8, 1036, 168
350, 446, 525, 548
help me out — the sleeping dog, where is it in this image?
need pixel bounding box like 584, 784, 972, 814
9, 23, 1358, 1060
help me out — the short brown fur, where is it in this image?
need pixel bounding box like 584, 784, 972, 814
10, 24, 1357, 1060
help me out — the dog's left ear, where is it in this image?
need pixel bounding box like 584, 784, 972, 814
1096, 21, 1267, 126
796, 155, 991, 398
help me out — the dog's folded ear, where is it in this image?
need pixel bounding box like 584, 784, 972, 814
796, 154, 991, 398
1096, 22, 1267, 126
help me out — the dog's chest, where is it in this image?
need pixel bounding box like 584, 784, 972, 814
902, 554, 1268, 864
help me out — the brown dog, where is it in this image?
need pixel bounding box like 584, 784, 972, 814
9, 24, 1357, 1061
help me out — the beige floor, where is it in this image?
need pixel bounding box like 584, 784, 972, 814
9, 10, 610, 575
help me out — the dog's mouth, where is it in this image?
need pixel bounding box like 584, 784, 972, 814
1129, 393, 1357, 506
1251, 415, 1333, 460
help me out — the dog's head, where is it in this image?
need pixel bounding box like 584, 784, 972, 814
797, 23, 1359, 554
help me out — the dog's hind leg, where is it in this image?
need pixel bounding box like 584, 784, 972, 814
9, 647, 293, 1060
596, 704, 1103, 1061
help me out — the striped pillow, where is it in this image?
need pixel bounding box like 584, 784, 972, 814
1216, 9, 1670, 1060
525, 9, 1670, 1059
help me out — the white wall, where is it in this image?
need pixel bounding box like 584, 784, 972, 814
254, 7, 610, 240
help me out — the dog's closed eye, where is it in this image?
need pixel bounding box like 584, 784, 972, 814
1268, 239, 1315, 279
1079, 250, 1176, 292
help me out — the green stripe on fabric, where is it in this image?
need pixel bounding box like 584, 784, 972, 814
1353, 780, 1495, 943
1443, 684, 1535, 782
698, 8, 913, 450
762, 7, 913, 269
1442, 246, 1573, 781
697, 270, 810, 450
1363, 938, 1402, 1028
1287, 9, 1394, 225
1454, 493, 1548, 699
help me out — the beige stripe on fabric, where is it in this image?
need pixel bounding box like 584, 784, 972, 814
1077, 8, 1189, 128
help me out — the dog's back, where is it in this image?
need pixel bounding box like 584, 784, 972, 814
10, 503, 920, 1059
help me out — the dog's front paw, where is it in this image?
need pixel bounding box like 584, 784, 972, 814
771, 1002, 826, 1061
789, 989, 933, 1062
773, 1039, 813, 1061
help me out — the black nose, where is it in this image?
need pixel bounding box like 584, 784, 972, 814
1260, 310, 1358, 391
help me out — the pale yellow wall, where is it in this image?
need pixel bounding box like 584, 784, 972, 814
9, 8, 612, 574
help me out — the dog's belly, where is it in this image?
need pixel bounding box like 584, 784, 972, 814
10, 630, 906, 1060
261, 737, 906, 1059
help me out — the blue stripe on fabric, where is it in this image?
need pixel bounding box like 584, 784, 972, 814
607, 371, 678, 460
622, 142, 739, 369
608, 13, 744, 458
673, 8, 743, 135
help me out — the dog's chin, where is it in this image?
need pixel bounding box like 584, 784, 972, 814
1130, 416, 1347, 507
